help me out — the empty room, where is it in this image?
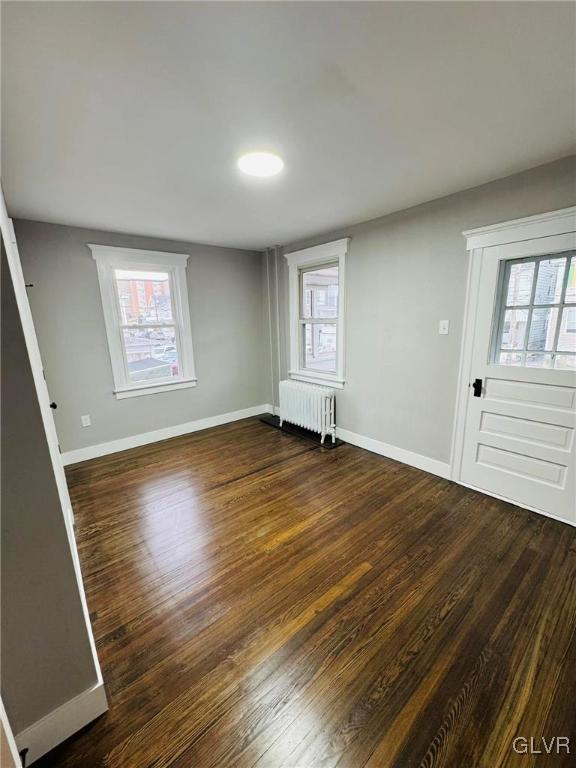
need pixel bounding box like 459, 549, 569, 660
1, 2, 575, 767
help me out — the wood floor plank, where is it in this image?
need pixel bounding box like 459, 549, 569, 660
35, 418, 576, 768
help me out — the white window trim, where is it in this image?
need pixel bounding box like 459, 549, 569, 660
285, 238, 348, 389
89, 244, 197, 399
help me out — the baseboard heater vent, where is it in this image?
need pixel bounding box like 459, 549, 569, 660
279, 379, 336, 444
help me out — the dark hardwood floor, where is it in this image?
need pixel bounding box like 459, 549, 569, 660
37, 418, 576, 768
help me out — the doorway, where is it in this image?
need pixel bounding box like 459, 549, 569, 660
453, 207, 576, 525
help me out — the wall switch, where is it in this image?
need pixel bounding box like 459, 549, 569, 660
81, 414, 92, 427
439, 319, 450, 335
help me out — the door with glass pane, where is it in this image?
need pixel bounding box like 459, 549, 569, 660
460, 236, 576, 523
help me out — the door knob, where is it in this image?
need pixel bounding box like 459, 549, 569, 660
472, 379, 482, 398
50, 401, 57, 409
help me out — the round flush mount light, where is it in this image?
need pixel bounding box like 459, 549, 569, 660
237, 151, 284, 177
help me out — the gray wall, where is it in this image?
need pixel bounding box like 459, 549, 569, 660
14, 221, 271, 452
1, 249, 99, 732
267, 156, 576, 465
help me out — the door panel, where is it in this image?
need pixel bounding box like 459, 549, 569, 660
460, 233, 576, 524
480, 412, 573, 449
476, 444, 566, 485
485, 377, 575, 408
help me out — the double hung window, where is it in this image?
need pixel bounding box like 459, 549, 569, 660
285, 239, 348, 388
90, 245, 197, 398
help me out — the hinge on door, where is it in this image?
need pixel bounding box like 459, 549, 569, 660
58, 445, 62, 454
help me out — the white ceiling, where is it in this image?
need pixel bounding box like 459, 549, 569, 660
2, 1, 574, 250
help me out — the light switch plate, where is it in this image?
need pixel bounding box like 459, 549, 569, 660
439, 319, 450, 335
81, 414, 92, 427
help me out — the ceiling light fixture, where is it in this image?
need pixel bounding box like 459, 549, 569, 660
237, 152, 284, 177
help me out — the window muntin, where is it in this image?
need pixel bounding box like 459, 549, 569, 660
495, 252, 576, 370
299, 265, 339, 373
90, 245, 196, 397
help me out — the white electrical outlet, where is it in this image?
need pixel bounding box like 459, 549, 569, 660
81, 414, 92, 427
439, 319, 450, 335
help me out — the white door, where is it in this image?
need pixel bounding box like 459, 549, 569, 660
459, 224, 576, 525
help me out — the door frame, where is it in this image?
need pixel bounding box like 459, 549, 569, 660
450, 205, 576, 520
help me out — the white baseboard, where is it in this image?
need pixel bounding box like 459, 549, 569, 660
15, 682, 107, 765
63, 401, 451, 482
335, 427, 452, 479
270, 405, 451, 480
62, 404, 274, 465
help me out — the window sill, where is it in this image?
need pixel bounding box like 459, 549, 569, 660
289, 371, 345, 390
114, 378, 197, 399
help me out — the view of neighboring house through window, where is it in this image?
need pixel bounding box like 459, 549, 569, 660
301, 265, 339, 373
496, 252, 575, 369
115, 269, 179, 383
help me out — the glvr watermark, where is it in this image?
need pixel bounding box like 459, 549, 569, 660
513, 737, 570, 755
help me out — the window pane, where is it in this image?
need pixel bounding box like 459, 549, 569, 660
303, 323, 336, 372
499, 352, 523, 366
527, 308, 558, 351
301, 266, 339, 319
556, 307, 576, 353
554, 354, 576, 370
566, 257, 576, 303
525, 353, 553, 368
505, 262, 534, 306
122, 327, 179, 383
501, 309, 528, 350
115, 269, 174, 325
533, 258, 566, 305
